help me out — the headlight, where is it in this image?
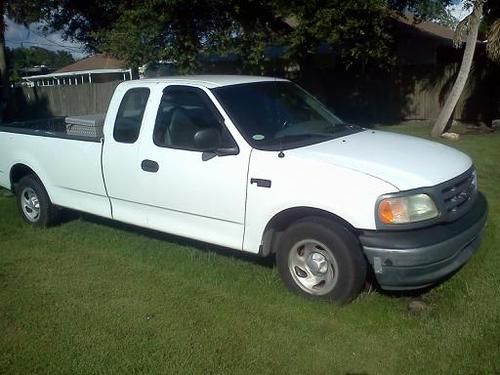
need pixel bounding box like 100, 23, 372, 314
377, 193, 439, 225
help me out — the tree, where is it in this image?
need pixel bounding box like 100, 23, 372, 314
96, 0, 457, 74
2, 0, 458, 76
0, 0, 464, 119
0, 39, 7, 111
484, 0, 500, 60
0, 0, 134, 118
1, 3, 11, 118
387, 0, 457, 26
96, 0, 393, 74
431, 0, 500, 137
1, 0, 46, 120
6, 47, 75, 82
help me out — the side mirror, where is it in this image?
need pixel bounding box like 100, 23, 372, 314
194, 128, 221, 151
194, 128, 239, 161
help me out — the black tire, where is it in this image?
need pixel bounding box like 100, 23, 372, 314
16, 175, 60, 227
276, 217, 367, 304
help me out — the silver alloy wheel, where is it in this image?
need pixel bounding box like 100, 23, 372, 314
288, 239, 339, 295
21, 187, 41, 223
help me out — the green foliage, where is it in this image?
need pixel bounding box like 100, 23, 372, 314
2, 0, 41, 36
433, 7, 460, 28
5, 46, 74, 82
5, 0, 497, 73
4, 0, 44, 24
486, 20, 500, 61
449, 0, 499, 63
6, 0, 460, 74
97, 0, 287, 74
276, 0, 393, 69
484, 0, 500, 26
483, 0, 500, 62
388, 0, 457, 27
3, 0, 137, 48
96, 0, 474, 73
97, 0, 394, 73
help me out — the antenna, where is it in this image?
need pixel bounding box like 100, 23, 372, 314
274, 75, 285, 158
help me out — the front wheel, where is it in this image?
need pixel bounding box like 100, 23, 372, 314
276, 217, 367, 304
16, 175, 60, 227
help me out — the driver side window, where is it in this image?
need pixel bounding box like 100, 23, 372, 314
153, 86, 232, 151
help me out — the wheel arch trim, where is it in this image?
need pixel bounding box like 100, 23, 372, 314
9, 162, 53, 201
259, 206, 358, 257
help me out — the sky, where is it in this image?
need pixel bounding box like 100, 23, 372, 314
4, 1, 471, 61
3, 16, 87, 59
447, 1, 470, 21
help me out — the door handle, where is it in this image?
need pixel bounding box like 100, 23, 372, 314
141, 159, 159, 173
250, 178, 272, 188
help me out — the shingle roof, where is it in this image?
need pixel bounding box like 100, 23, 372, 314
55, 54, 125, 73
286, 13, 455, 41
395, 15, 455, 41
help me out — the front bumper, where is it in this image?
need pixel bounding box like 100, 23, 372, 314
359, 192, 488, 290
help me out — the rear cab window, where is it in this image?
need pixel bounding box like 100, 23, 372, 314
114, 88, 150, 143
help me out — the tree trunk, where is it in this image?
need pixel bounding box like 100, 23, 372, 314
0, 39, 9, 120
0, 13, 9, 122
431, 2, 483, 137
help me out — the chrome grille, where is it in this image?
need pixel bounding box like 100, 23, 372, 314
439, 169, 477, 221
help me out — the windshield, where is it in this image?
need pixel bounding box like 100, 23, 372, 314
212, 81, 361, 150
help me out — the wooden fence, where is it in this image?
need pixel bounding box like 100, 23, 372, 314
399, 64, 499, 122
298, 62, 500, 124
5, 64, 499, 124
6, 81, 121, 121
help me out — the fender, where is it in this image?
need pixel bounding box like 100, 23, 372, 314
9, 160, 55, 201
258, 206, 359, 257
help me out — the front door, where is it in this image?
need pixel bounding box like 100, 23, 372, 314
137, 85, 250, 250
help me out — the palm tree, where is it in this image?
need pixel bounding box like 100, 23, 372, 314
487, 18, 500, 60
431, 0, 500, 137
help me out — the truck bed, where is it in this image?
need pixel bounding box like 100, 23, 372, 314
0, 123, 111, 218
0, 116, 104, 142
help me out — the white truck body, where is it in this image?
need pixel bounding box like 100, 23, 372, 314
0, 75, 487, 302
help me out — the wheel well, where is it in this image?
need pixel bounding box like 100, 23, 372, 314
260, 207, 357, 257
10, 164, 38, 192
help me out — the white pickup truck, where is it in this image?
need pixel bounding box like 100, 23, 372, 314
0, 76, 488, 303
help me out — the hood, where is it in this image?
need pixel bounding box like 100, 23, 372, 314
290, 129, 472, 191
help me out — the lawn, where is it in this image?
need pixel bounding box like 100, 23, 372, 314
1, 122, 499, 374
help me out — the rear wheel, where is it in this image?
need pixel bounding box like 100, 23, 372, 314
276, 217, 367, 304
16, 175, 60, 227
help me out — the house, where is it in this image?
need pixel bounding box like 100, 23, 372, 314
392, 15, 463, 66
22, 54, 133, 87
264, 15, 496, 124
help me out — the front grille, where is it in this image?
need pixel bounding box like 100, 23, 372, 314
438, 168, 477, 222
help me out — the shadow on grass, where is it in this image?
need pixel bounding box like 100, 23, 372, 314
0, 192, 445, 301
69, 211, 276, 269
60, 210, 451, 301
376, 267, 463, 301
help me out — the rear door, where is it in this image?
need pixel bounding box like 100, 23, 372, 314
102, 84, 152, 227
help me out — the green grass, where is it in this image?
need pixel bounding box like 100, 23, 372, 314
1, 122, 499, 374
